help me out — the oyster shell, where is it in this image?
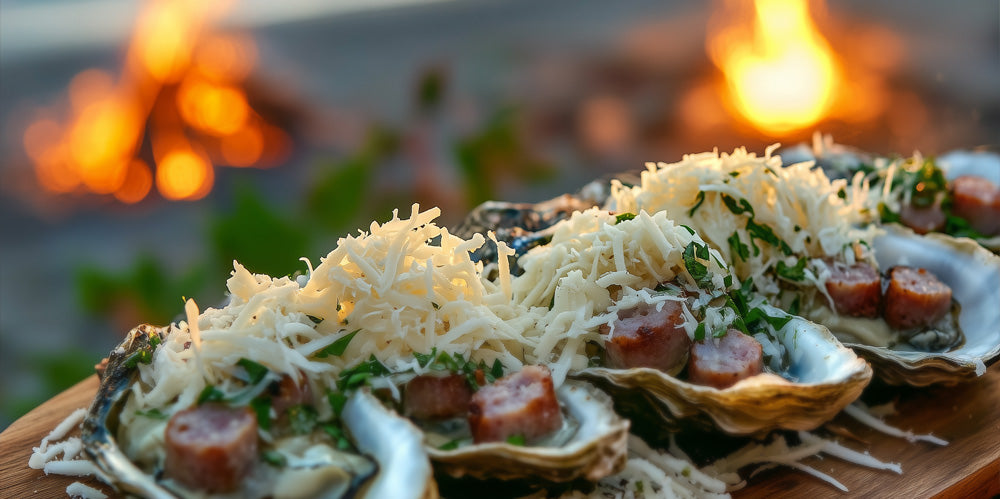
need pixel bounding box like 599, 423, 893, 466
840, 225, 1000, 386
422, 380, 629, 482
578, 305, 872, 436
81, 325, 437, 498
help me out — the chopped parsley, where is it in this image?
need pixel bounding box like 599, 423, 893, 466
694, 322, 707, 341
262, 451, 287, 467
237, 358, 269, 384
438, 439, 461, 451
727, 232, 750, 262
688, 191, 706, 217
327, 391, 348, 418
615, 212, 636, 224
506, 435, 526, 446
287, 404, 318, 435
337, 355, 390, 391
321, 423, 353, 450
775, 257, 808, 282
250, 397, 272, 430
315, 329, 361, 358
682, 241, 714, 289
746, 219, 793, 256
197, 385, 226, 405
135, 408, 168, 419
721, 194, 754, 217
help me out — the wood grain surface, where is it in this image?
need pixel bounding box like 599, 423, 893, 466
2, 368, 999, 498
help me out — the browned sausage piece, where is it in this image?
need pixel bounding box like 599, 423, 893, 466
824, 261, 882, 318
900, 202, 946, 235
884, 266, 952, 330
270, 373, 313, 416
951, 175, 1000, 236
165, 404, 258, 493
403, 373, 473, 420
468, 366, 562, 443
688, 329, 763, 389
600, 300, 691, 372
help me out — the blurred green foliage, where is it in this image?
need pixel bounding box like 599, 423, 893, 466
455, 108, 555, 206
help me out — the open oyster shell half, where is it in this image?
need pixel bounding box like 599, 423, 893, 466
81, 325, 437, 499
842, 226, 1000, 386
577, 305, 872, 436
422, 380, 629, 483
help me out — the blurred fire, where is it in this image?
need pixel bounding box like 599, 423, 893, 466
22, 0, 289, 203
708, 0, 877, 136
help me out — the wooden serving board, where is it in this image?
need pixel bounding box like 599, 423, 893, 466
2, 369, 999, 498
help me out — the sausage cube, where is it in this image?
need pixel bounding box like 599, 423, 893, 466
824, 261, 882, 318
688, 329, 763, 389
884, 266, 952, 330
165, 404, 258, 493
951, 175, 1000, 236
600, 300, 691, 373
468, 366, 562, 443
404, 373, 473, 421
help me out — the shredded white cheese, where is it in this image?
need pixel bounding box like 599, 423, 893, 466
119, 204, 536, 464
607, 147, 874, 285
513, 208, 733, 384
844, 402, 949, 446
66, 482, 108, 499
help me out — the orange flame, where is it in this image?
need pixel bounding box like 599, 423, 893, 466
22, 0, 283, 203
708, 0, 840, 135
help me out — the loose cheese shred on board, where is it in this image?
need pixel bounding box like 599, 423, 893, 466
843, 402, 948, 446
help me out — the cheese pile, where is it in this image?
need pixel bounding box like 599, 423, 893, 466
607, 146, 876, 295
513, 208, 733, 382
117, 204, 534, 464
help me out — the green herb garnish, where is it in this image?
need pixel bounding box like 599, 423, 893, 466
775, 257, 808, 282
506, 435, 526, 446
250, 397, 272, 431
287, 404, 318, 435
438, 440, 461, 451
135, 408, 168, 419
237, 358, 269, 384
615, 212, 636, 224
321, 423, 353, 450
327, 391, 348, 418
688, 191, 706, 217
727, 232, 750, 262
197, 385, 226, 405
721, 194, 754, 217
262, 451, 287, 467
315, 329, 361, 358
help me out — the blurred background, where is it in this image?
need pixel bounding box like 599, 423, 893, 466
1, 0, 997, 428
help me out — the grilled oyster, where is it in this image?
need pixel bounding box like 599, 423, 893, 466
421, 380, 629, 482
81, 325, 437, 499
463, 204, 872, 436
578, 305, 871, 435
831, 225, 1000, 386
